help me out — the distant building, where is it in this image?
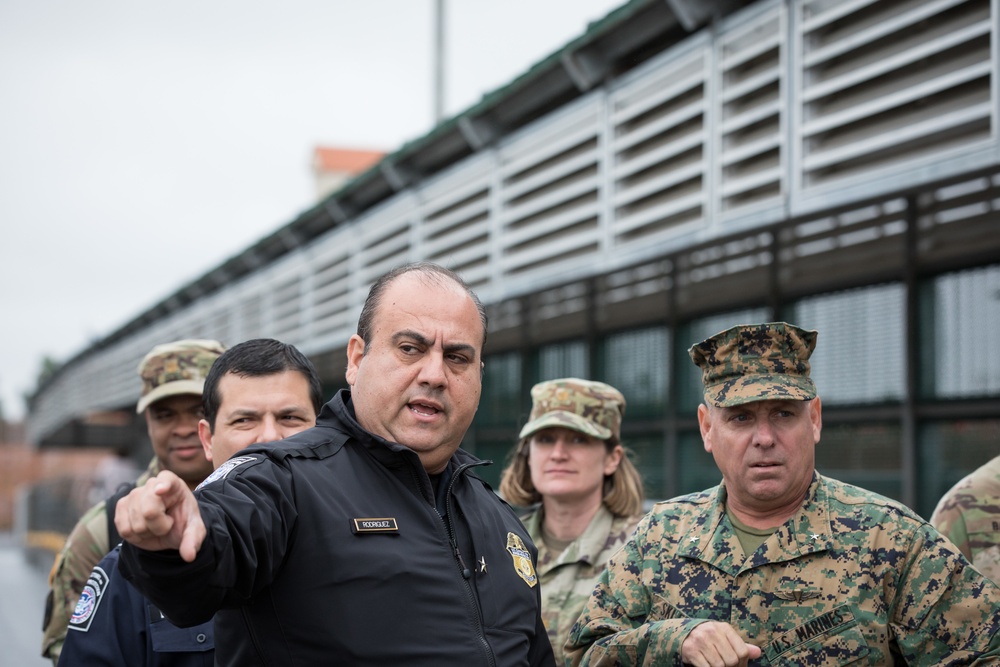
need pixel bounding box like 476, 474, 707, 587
312, 146, 384, 200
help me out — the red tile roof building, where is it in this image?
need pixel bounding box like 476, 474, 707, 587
312, 146, 384, 199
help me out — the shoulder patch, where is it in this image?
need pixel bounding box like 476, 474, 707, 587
196, 455, 259, 490
67, 566, 111, 633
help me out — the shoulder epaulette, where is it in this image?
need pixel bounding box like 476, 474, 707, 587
242, 427, 351, 462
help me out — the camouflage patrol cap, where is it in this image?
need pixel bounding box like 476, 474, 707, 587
135, 339, 226, 413
688, 322, 817, 407
518, 378, 625, 441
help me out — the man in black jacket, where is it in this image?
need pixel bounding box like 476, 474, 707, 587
114, 263, 556, 666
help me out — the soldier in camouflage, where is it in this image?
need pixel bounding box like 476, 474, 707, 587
41, 339, 225, 665
931, 454, 1000, 586
500, 378, 645, 666
566, 322, 1000, 666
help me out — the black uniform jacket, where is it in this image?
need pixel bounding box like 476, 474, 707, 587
120, 390, 555, 667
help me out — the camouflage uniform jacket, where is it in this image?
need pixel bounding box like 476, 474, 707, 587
523, 504, 643, 665
41, 456, 160, 663
566, 473, 1000, 666
931, 455, 1000, 586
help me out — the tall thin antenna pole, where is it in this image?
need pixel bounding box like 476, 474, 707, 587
433, 0, 445, 124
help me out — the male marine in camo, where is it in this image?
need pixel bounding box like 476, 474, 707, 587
567, 322, 1000, 666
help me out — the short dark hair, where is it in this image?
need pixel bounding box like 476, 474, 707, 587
203, 338, 324, 431
356, 262, 488, 353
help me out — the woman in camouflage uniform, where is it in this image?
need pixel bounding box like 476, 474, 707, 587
500, 378, 645, 664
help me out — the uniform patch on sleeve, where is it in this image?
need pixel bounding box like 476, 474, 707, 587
67, 566, 111, 633
196, 455, 259, 490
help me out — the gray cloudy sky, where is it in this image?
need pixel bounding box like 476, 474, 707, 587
0, 0, 623, 421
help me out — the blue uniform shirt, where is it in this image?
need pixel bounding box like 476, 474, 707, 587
58, 545, 214, 667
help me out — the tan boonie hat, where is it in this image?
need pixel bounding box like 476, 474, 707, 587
518, 378, 625, 441
135, 339, 226, 413
688, 322, 817, 408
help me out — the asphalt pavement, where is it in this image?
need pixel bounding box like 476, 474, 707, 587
0, 532, 55, 666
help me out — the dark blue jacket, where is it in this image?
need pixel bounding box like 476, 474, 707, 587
58, 545, 213, 666
120, 390, 555, 667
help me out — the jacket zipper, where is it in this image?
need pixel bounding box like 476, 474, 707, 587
444, 461, 497, 667
242, 605, 270, 666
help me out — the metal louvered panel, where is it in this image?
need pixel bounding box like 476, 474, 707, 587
357, 201, 414, 287
499, 99, 603, 278
312, 268, 352, 339
799, 0, 992, 188
611, 45, 708, 248
239, 297, 262, 342
420, 155, 493, 283
270, 274, 303, 341
717, 3, 785, 213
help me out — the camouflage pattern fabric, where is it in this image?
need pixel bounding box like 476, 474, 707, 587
566, 473, 1000, 665
522, 505, 642, 666
519, 379, 626, 441
931, 455, 1000, 586
135, 339, 225, 413
41, 457, 160, 664
688, 322, 817, 408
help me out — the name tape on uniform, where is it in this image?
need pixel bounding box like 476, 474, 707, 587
352, 517, 399, 534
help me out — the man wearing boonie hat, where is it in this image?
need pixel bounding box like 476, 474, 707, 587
41, 339, 225, 665
500, 379, 645, 665
568, 323, 1000, 665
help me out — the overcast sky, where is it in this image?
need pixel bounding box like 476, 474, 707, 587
0, 0, 625, 421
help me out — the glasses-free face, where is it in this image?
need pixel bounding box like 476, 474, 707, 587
198, 370, 318, 467
146, 393, 214, 488
346, 273, 484, 474
528, 427, 622, 506
698, 398, 822, 525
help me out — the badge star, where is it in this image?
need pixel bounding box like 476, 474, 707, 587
478, 556, 487, 573
810, 534, 821, 541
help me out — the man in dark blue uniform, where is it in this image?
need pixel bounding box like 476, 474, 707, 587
57, 339, 323, 666
59, 544, 214, 666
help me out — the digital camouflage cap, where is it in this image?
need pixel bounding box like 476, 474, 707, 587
519, 378, 625, 441
135, 339, 226, 413
688, 322, 817, 407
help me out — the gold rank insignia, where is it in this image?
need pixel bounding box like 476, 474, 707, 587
506, 532, 538, 588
